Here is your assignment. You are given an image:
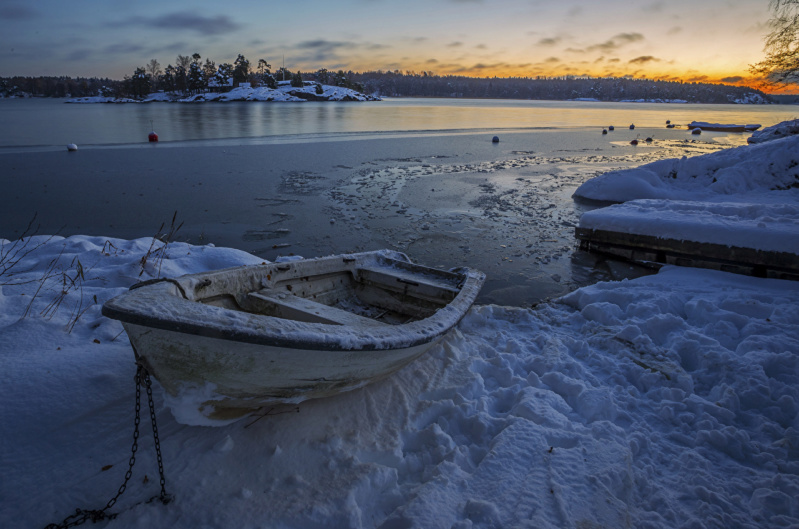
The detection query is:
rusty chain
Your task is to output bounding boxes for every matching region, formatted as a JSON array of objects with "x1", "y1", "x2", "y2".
[{"x1": 44, "y1": 365, "x2": 172, "y2": 529}]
